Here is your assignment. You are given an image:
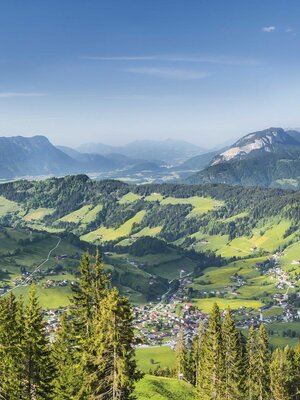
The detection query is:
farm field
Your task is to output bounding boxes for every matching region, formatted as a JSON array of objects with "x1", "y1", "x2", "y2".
[
  {"x1": 136, "y1": 346, "x2": 175, "y2": 372},
  {"x1": 267, "y1": 322, "x2": 300, "y2": 347},
  {"x1": 193, "y1": 257, "x2": 267, "y2": 289},
  {"x1": 24, "y1": 208, "x2": 55, "y2": 221},
  {"x1": 191, "y1": 233, "x2": 229, "y2": 253},
  {"x1": 144, "y1": 193, "x2": 164, "y2": 202},
  {"x1": 194, "y1": 298, "x2": 264, "y2": 313},
  {"x1": 13, "y1": 284, "x2": 73, "y2": 309},
  {"x1": 119, "y1": 192, "x2": 142, "y2": 204},
  {"x1": 279, "y1": 241, "x2": 300, "y2": 278},
  {"x1": 58, "y1": 204, "x2": 103, "y2": 225},
  {"x1": 117, "y1": 191, "x2": 223, "y2": 217},
  {"x1": 160, "y1": 195, "x2": 223, "y2": 216},
  {"x1": 221, "y1": 212, "x2": 248, "y2": 222},
  {"x1": 81, "y1": 210, "x2": 146, "y2": 242},
  {"x1": 0, "y1": 196, "x2": 20, "y2": 216},
  {"x1": 210, "y1": 219, "x2": 293, "y2": 258},
  {"x1": 134, "y1": 226, "x2": 162, "y2": 237},
  {"x1": 114, "y1": 248, "x2": 197, "y2": 280}
]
